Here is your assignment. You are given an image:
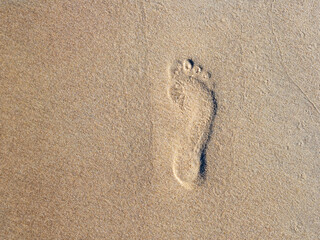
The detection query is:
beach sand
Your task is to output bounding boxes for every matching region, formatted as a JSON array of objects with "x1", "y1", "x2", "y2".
[{"x1": 1, "y1": 1, "x2": 319, "y2": 239}]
